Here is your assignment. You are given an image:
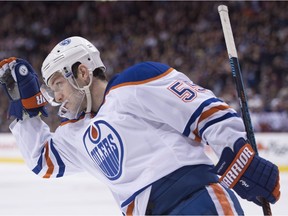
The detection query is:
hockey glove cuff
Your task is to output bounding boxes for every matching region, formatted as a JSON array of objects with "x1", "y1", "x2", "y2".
[
  {"x1": 0, "y1": 57, "x2": 48, "y2": 120},
  {"x1": 211, "y1": 138, "x2": 280, "y2": 206}
]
